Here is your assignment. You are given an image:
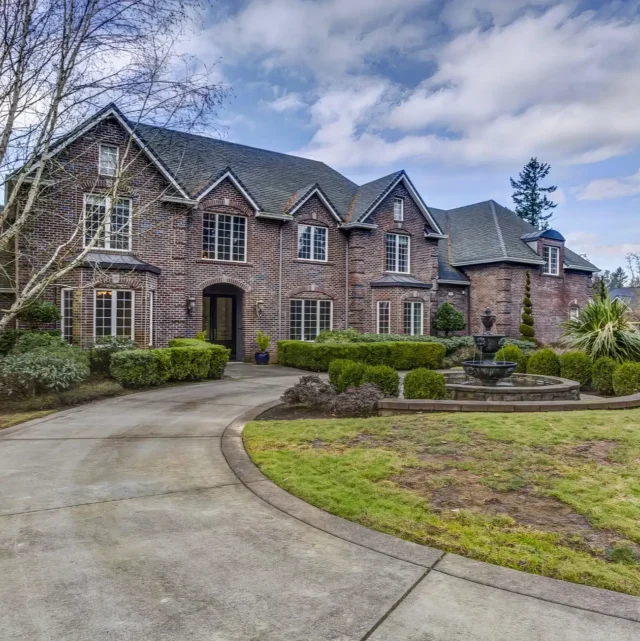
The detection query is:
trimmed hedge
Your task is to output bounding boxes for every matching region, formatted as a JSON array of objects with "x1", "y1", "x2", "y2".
[
  {"x1": 328, "y1": 359, "x2": 399, "y2": 396},
  {"x1": 495, "y1": 345, "x2": 528, "y2": 373},
  {"x1": 88, "y1": 336, "x2": 137, "y2": 375},
  {"x1": 168, "y1": 338, "x2": 230, "y2": 379},
  {"x1": 110, "y1": 349, "x2": 173, "y2": 387},
  {"x1": 592, "y1": 357, "x2": 619, "y2": 396},
  {"x1": 527, "y1": 348, "x2": 561, "y2": 377},
  {"x1": 278, "y1": 340, "x2": 446, "y2": 372},
  {"x1": 169, "y1": 347, "x2": 211, "y2": 380},
  {"x1": 559, "y1": 352, "x2": 592, "y2": 388},
  {"x1": 612, "y1": 362, "x2": 640, "y2": 397},
  {"x1": 403, "y1": 369, "x2": 447, "y2": 400},
  {"x1": 363, "y1": 365, "x2": 400, "y2": 397}
]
